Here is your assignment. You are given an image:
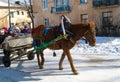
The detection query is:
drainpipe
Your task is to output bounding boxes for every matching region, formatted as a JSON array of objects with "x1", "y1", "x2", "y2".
[
  {"x1": 8, "y1": 0, "x2": 11, "y2": 28},
  {"x1": 29, "y1": 0, "x2": 34, "y2": 28}
]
